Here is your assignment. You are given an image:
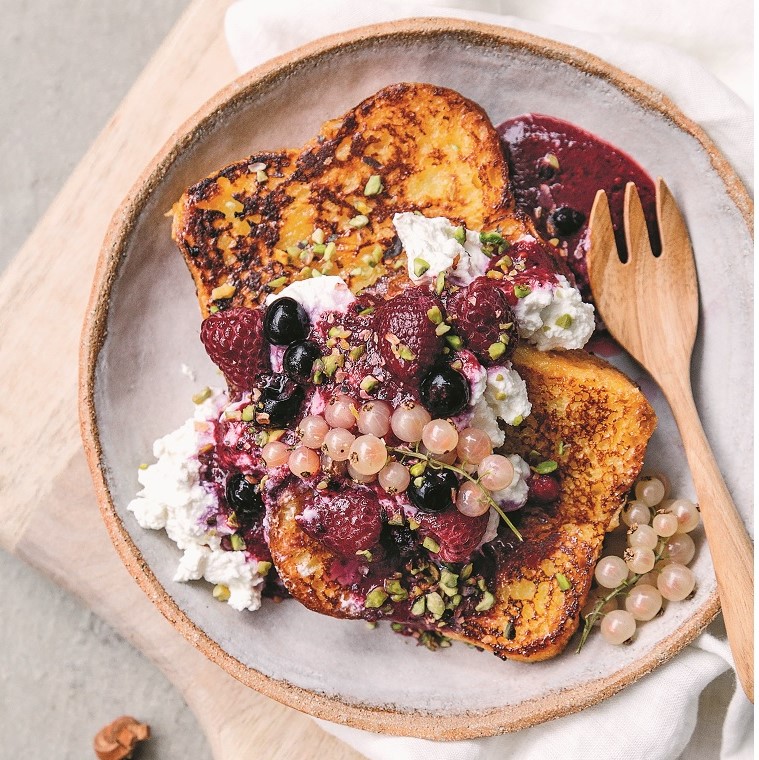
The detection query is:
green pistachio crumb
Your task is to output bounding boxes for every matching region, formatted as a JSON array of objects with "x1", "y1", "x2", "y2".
[
  {"x1": 556, "y1": 573, "x2": 571, "y2": 591},
  {"x1": 545, "y1": 153, "x2": 560, "y2": 170},
  {"x1": 435, "y1": 322, "x2": 451, "y2": 336},
  {"x1": 445, "y1": 334, "x2": 463, "y2": 350},
  {"x1": 422, "y1": 536, "x2": 440, "y2": 554},
  {"x1": 427, "y1": 305, "x2": 443, "y2": 324},
  {"x1": 426, "y1": 591, "x2": 445, "y2": 619},
  {"x1": 435, "y1": 271, "x2": 446, "y2": 295},
  {"x1": 555, "y1": 313, "x2": 574, "y2": 329},
  {"x1": 487, "y1": 342, "x2": 507, "y2": 361},
  {"x1": 349, "y1": 214, "x2": 369, "y2": 228},
  {"x1": 138, "y1": 463, "x2": 149, "y2": 470},
  {"x1": 286, "y1": 246, "x2": 301, "y2": 257},
  {"x1": 364, "y1": 587, "x2": 388, "y2": 608},
  {"x1": 355, "y1": 549, "x2": 373, "y2": 562},
  {"x1": 241, "y1": 404, "x2": 255, "y2": 422},
  {"x1": 453, "y1": 225, "x2": 466, "y2": 245},
  {"x1": 212, "y1": 584, "x2": 230, "y2": 602},
  {"x1": 192, "y1": 387, "x2": 212, "y2": 405},
  {"x1": 409, "y1": 463, "x2": 426, "y2": 478},
  {"x1": 311, "y1": 228, "x2": 325, "y2": 244},
  {"x1": 535, "y1": 460, "x2": 558, "y2": 474},
  {"x1": 479, "y1": 231, "x2": 505, "y2": 246},
  {"x1": 408, "y1": 518, "x2": 420, "y2": 530},
  {"x1": 477, "y1": 577, "x2": 488, "y2": 592},
  {"x1": 411, "y1": 597, "x2": 426, "y2": 616},
  {"x1": 208, "y1": 304, "x2": 219, "y2": 314},
  {"x1": 256, "y1": 170, "x2": 268, "y2": 183},
  {"x1": 397, "y1": 345, "x2": 416, "y2": 361},
  {"x1": 365, "y1": 621, "x2": 377, "y2": 630},
  {"x1": 268, "y1": 276, "x2": 287, "y2": 289},
  {"x1": 387, "y1": 513, "x2": 404, "y2": 526},
  {"x1": 359, "y1": 375, "x2": 379, "y2": 393},
  {"x1": 460, "y1": 563, "x2": 473, "y2": 580},
  {"x1": 312, "y1": 243, "x2": 327, "y2": 255},
  {"x1": 364, "y1": 174, "x2": 383, "y2": 196},
  {"x1": 385, "y1": 579, "x2": 405, "y2": 595},
  {"x1": 358, "y1": 306, "x2": 375, "y2": 317},
  {"x1": 440, "y1": 569, "x2": 459, "y2": 589},
  {"x1": 312, "y1": 369, "x2": 324, "y2": 385},
  {"x1": 413, "y1": 257, "x2": 430, "y2": 277},
  {"x1": 349, "y1": 345, "x2": 365, "y2": 361},
  {"x1": 391, "y1": 622, "x2": 404, "y2": 633},
  {"x1": 230, "y1": 534, "x2": 246, "y2": 551},
  {"x1": 475, "y1": 591, "x2": 495, "y2": 612},
  {"x1": 514, "y1": 284, "x2": 532, "y2": 298},
  {"x1": 257, "y1": 561, "x2": 272, "y2": 576},
  {"x1": 512, "y1": 415, "x2": 524, "y2": 426},
  {"x1": 323, "y1": 241, "x2": 336, "y2": 260}
]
